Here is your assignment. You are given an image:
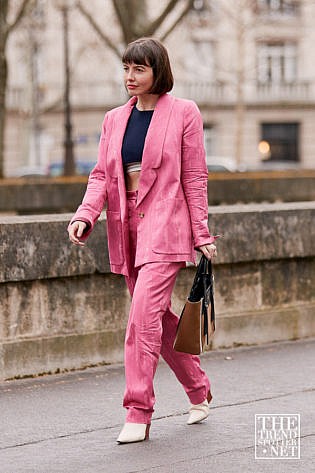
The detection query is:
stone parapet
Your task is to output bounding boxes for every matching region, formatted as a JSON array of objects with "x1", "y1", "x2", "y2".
[
  {"x1": 207, "y1": 170, "x2": 315, "y2": 205},
  {"x1": 0, "y1": 202, "x2": 314, "y2": 379},
  {"x1": 1, "y1": 171, "x2": 315, "y2": 214}
]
